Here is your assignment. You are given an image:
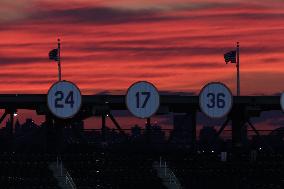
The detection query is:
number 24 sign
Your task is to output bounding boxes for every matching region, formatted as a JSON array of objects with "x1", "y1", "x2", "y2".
[{"x1": 47, "y1": 81, "x2": 82, "y2": 119}]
